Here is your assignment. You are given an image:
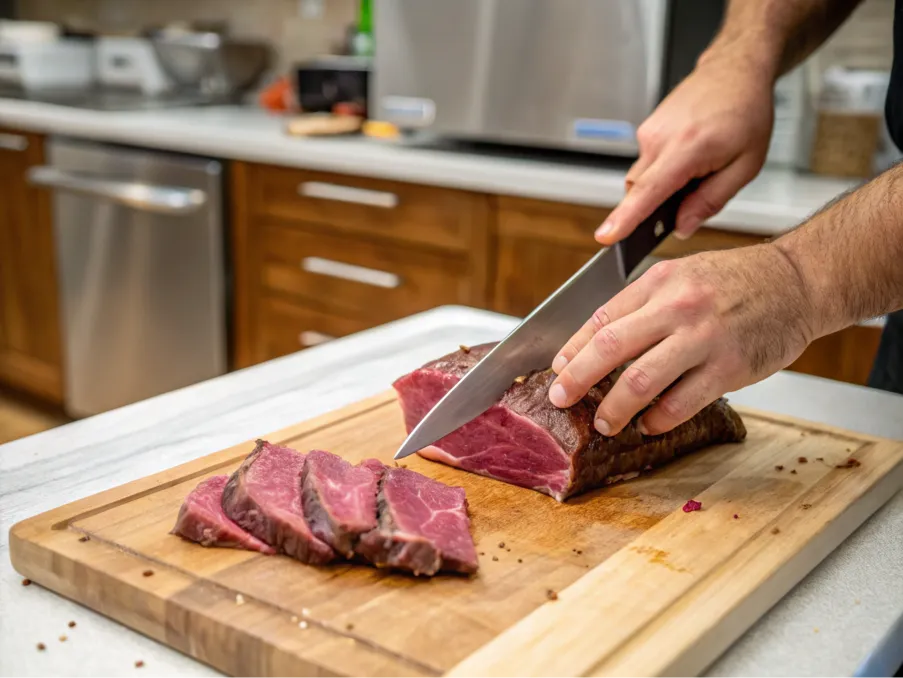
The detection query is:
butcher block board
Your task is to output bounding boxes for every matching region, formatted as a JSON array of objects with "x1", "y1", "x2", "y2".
[{"x1": 9, "y1": 391, "x2": 903, "y2": 677}]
